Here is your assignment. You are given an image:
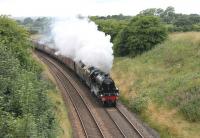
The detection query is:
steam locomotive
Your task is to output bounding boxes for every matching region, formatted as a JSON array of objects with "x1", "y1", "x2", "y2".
[{"x1": 34, "y1": 42, "x2": 119, "y2": 106}]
